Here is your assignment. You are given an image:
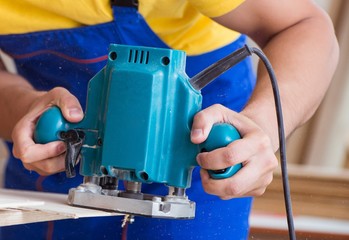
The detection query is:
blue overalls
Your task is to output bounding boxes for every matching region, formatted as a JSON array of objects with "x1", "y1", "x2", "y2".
[{"x1": 0, "y1": 4, "x2": 255, "y2": 240}]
